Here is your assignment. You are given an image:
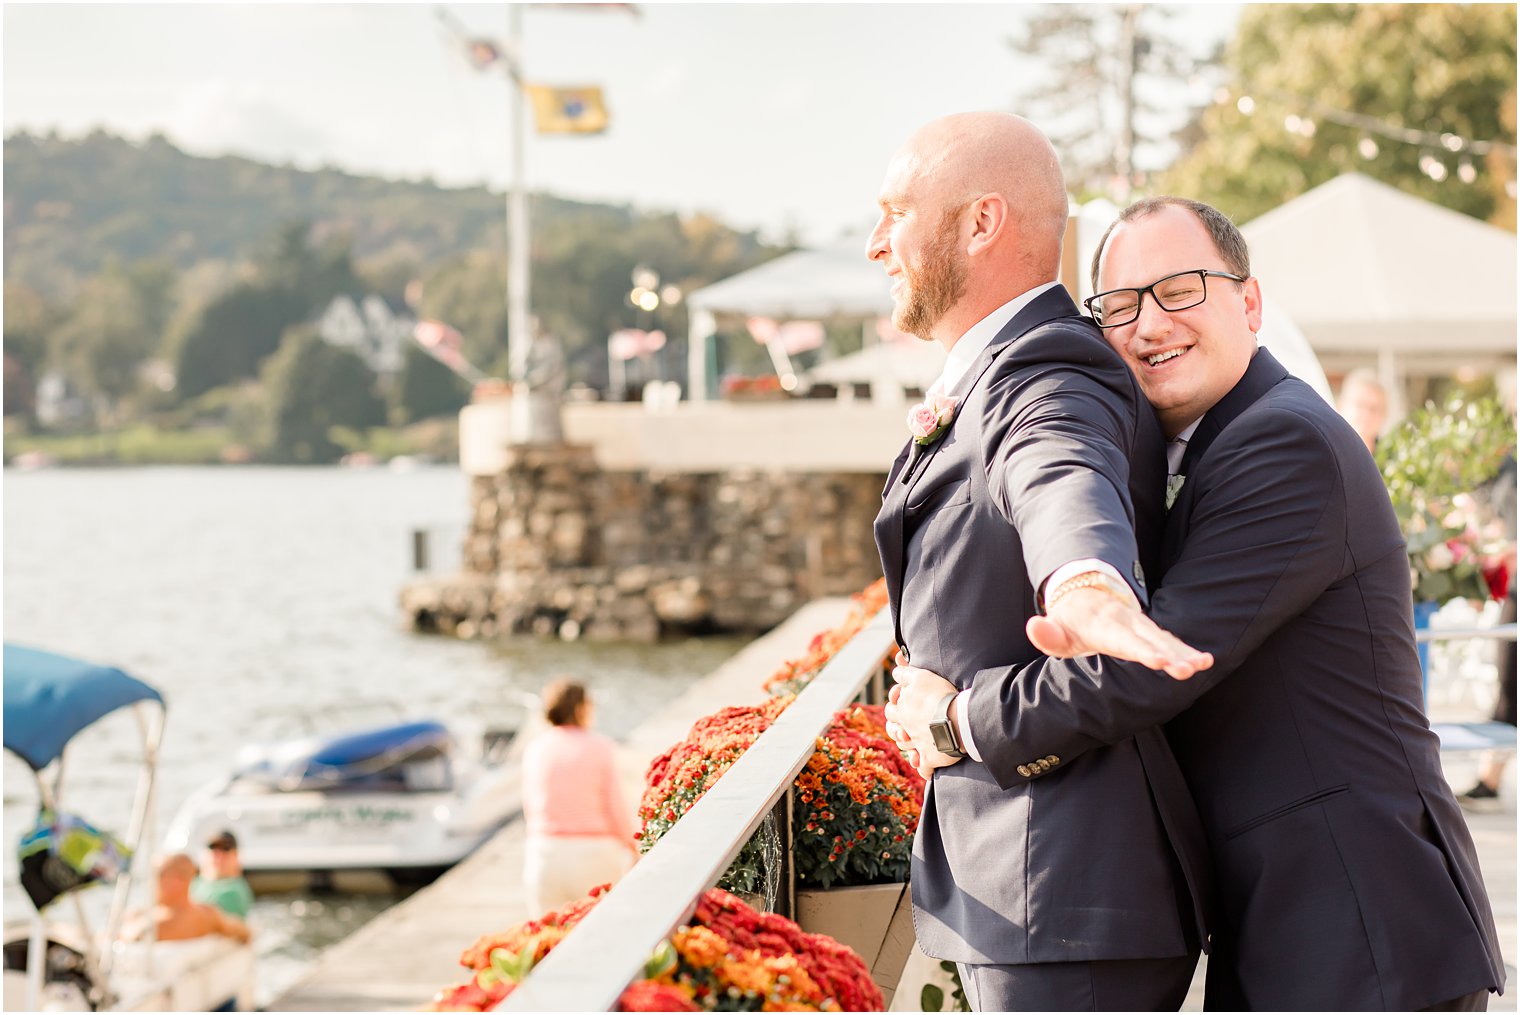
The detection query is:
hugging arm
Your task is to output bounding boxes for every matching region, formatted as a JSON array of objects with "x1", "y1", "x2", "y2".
[{"x1": 968, "y1": 409, "x2": 1349, "y2": 789}]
